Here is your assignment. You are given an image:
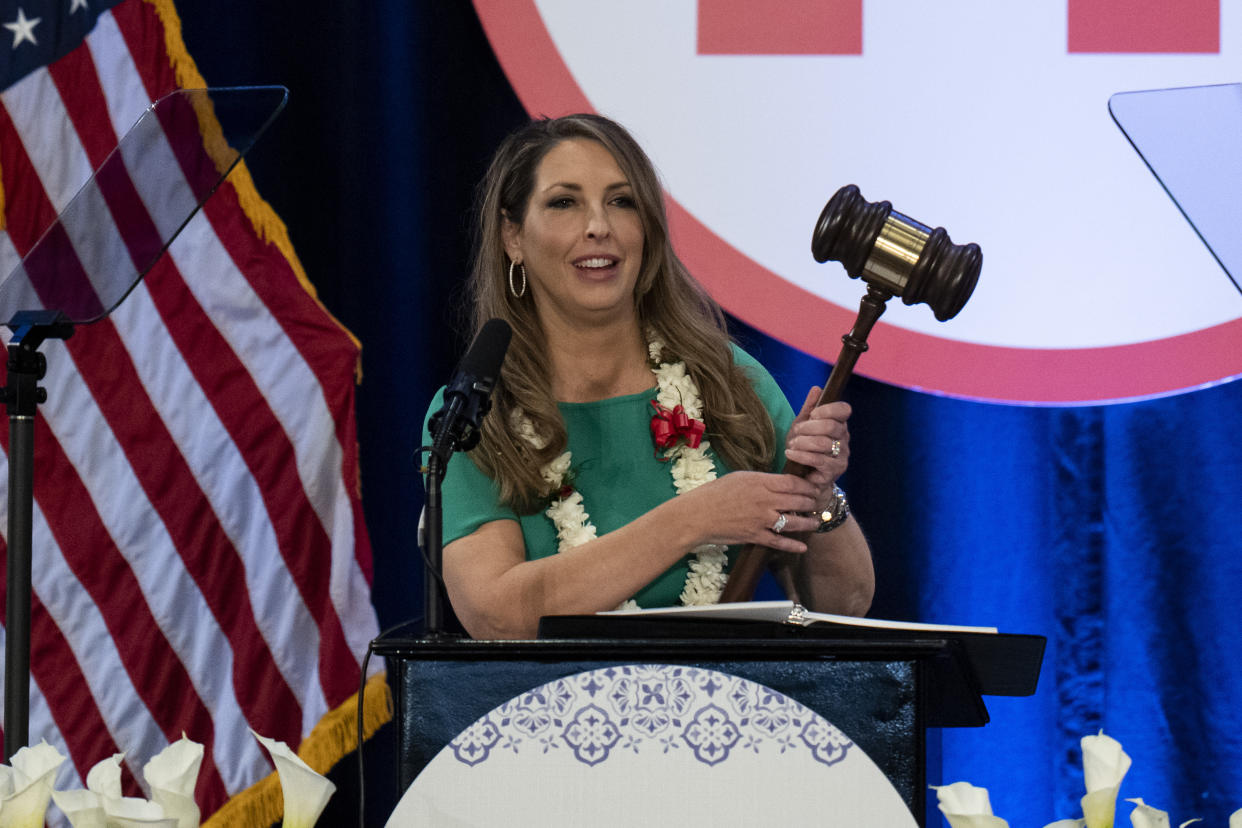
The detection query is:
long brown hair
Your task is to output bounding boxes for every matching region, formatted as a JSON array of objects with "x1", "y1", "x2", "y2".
[{"x1": 467, "y1": 114, "x2": 776, "y2": 512}]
